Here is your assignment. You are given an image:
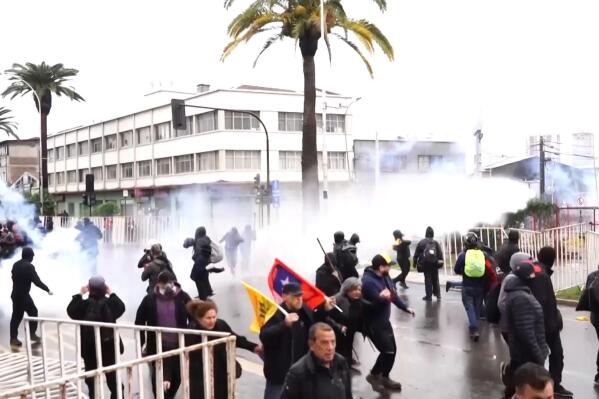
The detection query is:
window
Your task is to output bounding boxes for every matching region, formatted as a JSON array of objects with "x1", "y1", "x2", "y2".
[
  {"x1": 316, "y1": 114, "x2": 346, "y2": 133},
  {"x1": 136, "y1": 126, "x2": 151, "y2": 145},
  {"x1": 105, "y1": 165, "x2": 117, "y2": 180},
  {"x1": 56, "y1": 147, "x2": 65, "y2": 160},
  {"x1": 225, "y1": 111, "x2": 260, "y2": 130},
  {"x1": 137, "y1": 160, "x2": 152, "y2": 177},
  {"x1": 66, "y1": 144, "x2": 76, "y2": 158},
  {"x1": 279, "y1": 151, "x2": 302, "y2": 170},
  {"x1": 91, "y1": 138, "x2": 102, "y2": 153},
  {"x1": 56, "y1": 172, "x2": 65, "y2": 185},
  {"x1": 120, "y1": 131, "x2": 133, "y2": 148},
  {"x1": 175, "y1": 155, "x2": 193, "y2": 174},
  {"x1": 78, "y1": 141, "x2": 89, "y2": 156},
  {"x1": 225, "y1": 150, "x2": 260, "y2": 169},
  {"x1": 196, "y1": 111, "x2": 218, "y2": 133},
  {"x1": 121, "y1": 163, "x2": 134, "y2": 179},
  {"x1": 278, "y1": 112, "x2": 303, "y2": 132},
  {"x1": 67, "y1": 170, "x2": 77, "y2": 183},
  {"x1": 380, "y1": 154, "x2": 407, "y2": 173},
  {"x1": 48, "y1": 149, "x2": 54, "y2": 162},
  {"x1": 197, "y1": 151, "x2": 219, "y2": 171},
  {"x1": 104, "y1": 134, "x2": 117, "y2": 150},
  {"x1": 78, "y1": 169, "x2": 90, "y2": 183},
  {"x1": 154, "y1": 122, "x2": 171, "y2": 141},
  {"x1": 327, "y1": 152, "x2": 346, "y2": 170},
  {"x1": 175, "y1": 117, "x2": 193, "y2": 137},
  {"x1": 417, "y1": 155, "x2": 443, "y2": 172},
  {"x1": 155, "y1": 158, "x2": 172, "y2": 176},
  {"x1": 48, "y1": 173, "x2": 54, "y2": 186},
  {"x1": 92, "y1": 166, "x2": 103, "y2": 180}
]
